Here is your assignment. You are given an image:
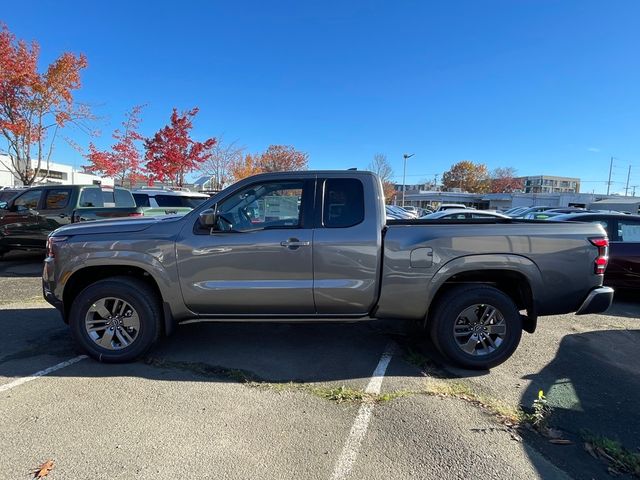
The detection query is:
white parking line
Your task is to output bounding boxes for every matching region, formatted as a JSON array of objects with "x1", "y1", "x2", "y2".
[
  {"x1": 0, "y1": 355, "x2": 88, "y2": 394},
  {"x1": 329, "y1": 342, "x2": 396, "y2": 480}
]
